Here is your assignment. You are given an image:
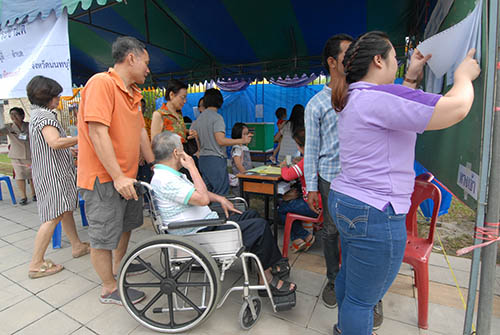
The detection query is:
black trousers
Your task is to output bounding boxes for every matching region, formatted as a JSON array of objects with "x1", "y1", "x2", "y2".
[{"x1": 203, "y1": 209, "x2": 282, "y2": 269}]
